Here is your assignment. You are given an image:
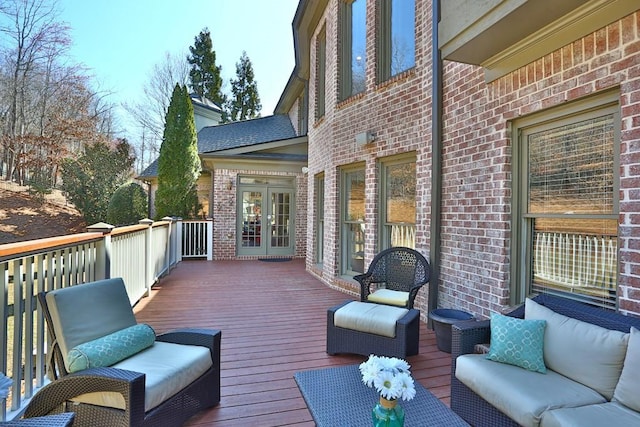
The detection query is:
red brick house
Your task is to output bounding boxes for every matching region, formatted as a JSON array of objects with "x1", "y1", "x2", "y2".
[{"x1": 273, "y1": 0, "x2": 640, "y2": 319}]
